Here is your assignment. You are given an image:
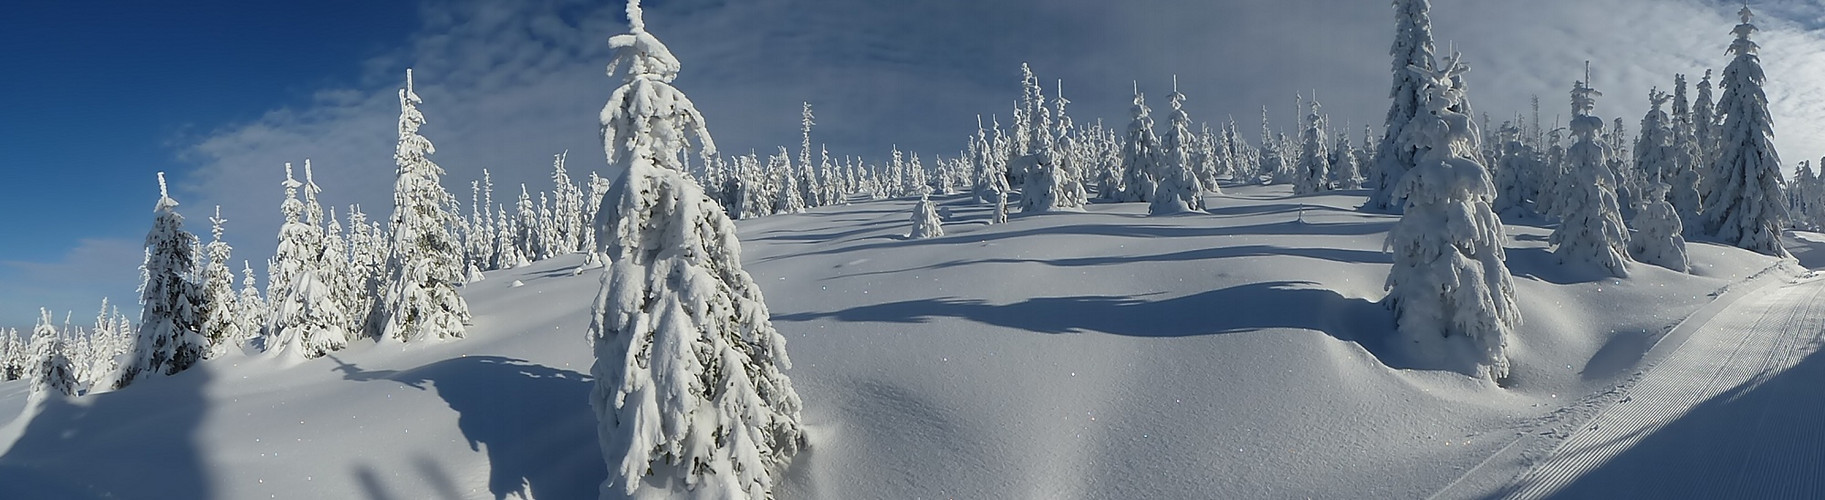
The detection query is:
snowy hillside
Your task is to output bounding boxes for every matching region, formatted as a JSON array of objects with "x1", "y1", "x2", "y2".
[{"x1": 0, "y1": 184, "x2": 1802, "y2": 499}]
